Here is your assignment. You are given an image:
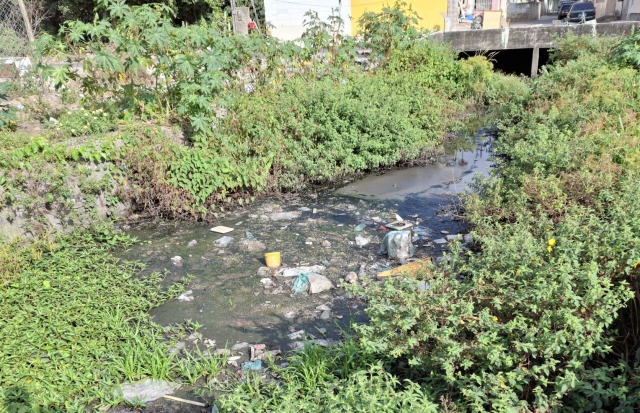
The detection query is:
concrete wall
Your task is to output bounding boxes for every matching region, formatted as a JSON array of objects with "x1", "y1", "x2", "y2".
[
  {"x1": 430, "y1": 20, "x2": 640, "y2": 50},
  {"x1": 264, "y1": 0, "x2": 351, "y2": 41},
  {"x1": 506, "y1": 2, "x2": 541, "y2": 22}
]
